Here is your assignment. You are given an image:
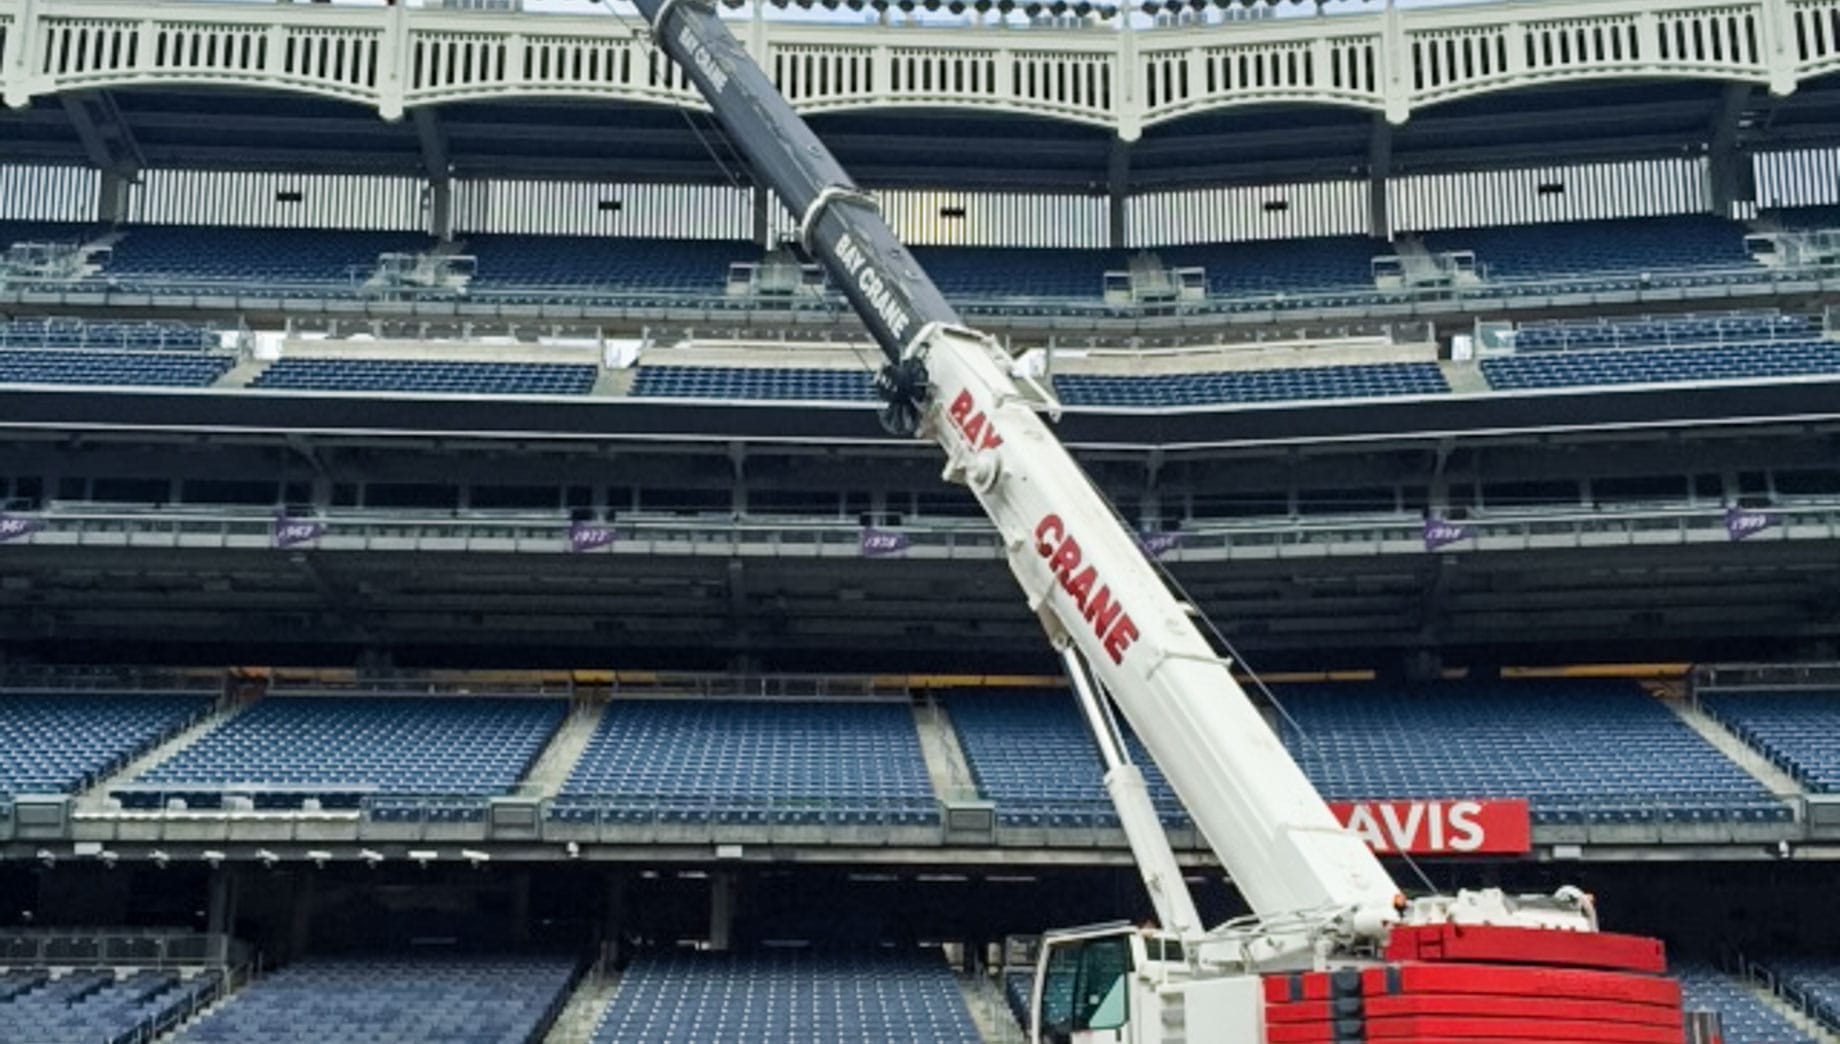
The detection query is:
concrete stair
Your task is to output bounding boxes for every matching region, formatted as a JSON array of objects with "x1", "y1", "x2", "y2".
[
  {"x1": 541, "y1": 968, "x2": 623, "y2": 1044},
  {"x1": 79, "y1": 702, "x2": 249, "y2": 811},
  {"x1": 213, "y1": 357, "x2": 273, "y2": 388},
  {"x1": 914, "y1": 699, "x2": 979, "y2": 803},
  {"x1": 523, "y1": 701, "x2": 606, "y2": 798},
  {"x1": 958, "y1": 972, "x2": 1025, "y2": 1044},
  {"x1": 591, "y1": 366, "x2": 634, "y2": 397},
  {"x1": 1745, "y1": 975, "x2": 1840, "y2": 1044},
  {"x1": 1439, "y1": 359, "x2": 1493, "y2": 394},
  {"x1": 1665, "y1": 696, "x2": 1807, "y2": 801}
]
